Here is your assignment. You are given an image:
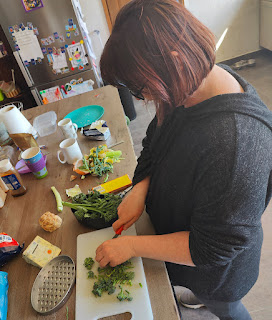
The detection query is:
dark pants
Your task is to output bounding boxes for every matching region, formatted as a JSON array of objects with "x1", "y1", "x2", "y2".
[{"x1": 195, "y1": 295, "x2": 252, "y2": 320}]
